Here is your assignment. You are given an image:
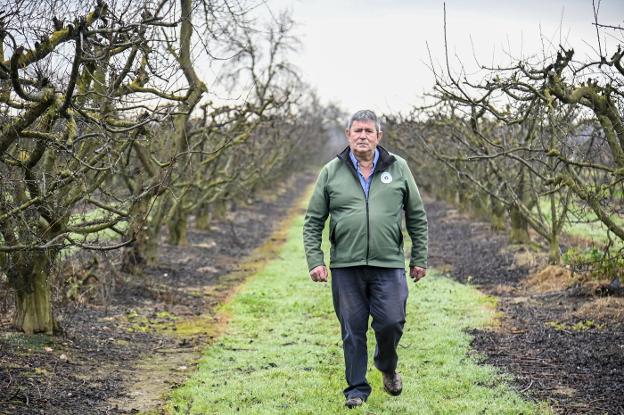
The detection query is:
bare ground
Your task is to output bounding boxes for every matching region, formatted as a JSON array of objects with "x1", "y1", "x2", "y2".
[{"x1": 426, "y1": 196, "x2": 624, "y2": 415}]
